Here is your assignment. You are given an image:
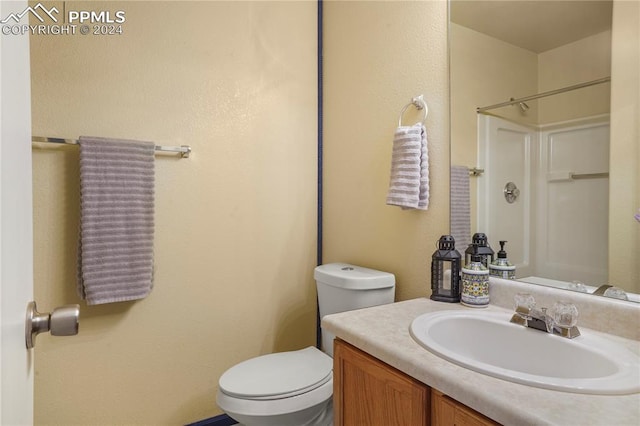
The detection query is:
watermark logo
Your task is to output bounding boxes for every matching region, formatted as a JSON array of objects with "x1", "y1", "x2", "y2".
[
  {"x1": 1, "y1": 2, "x2": 126, "y2": 36},
  {"x1": 0, "y1": 3, "x2": 59, "y2": 24},
  {"x1": 68, "y1": 10, "x2": 125, "y2": 24}
]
